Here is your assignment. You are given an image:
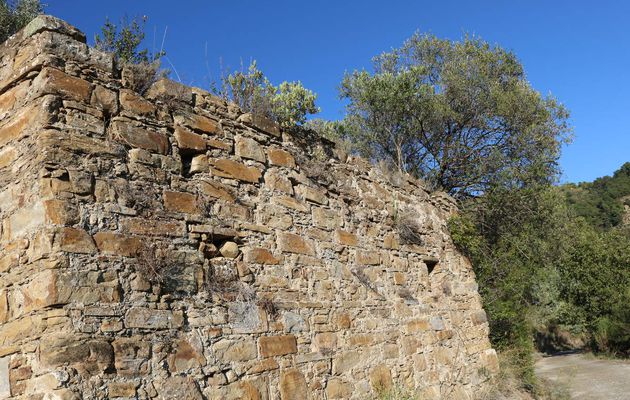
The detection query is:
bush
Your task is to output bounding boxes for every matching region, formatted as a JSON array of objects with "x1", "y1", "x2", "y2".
[
  {"x1": 593, "y1": 290, "x2": 630, "y2": 356},
  {"x1": 218, "y1": 60, "x2": 319, "y2": 127},
  {"x1": 474, "y1": 349, "x2": 570, "y2": 400},
  {"x1": 95, "y1": 15, "x2": 166, "y2": 94},
  {"x1": 0, "y1": 0, "x2": 43, "y2": 43}
]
